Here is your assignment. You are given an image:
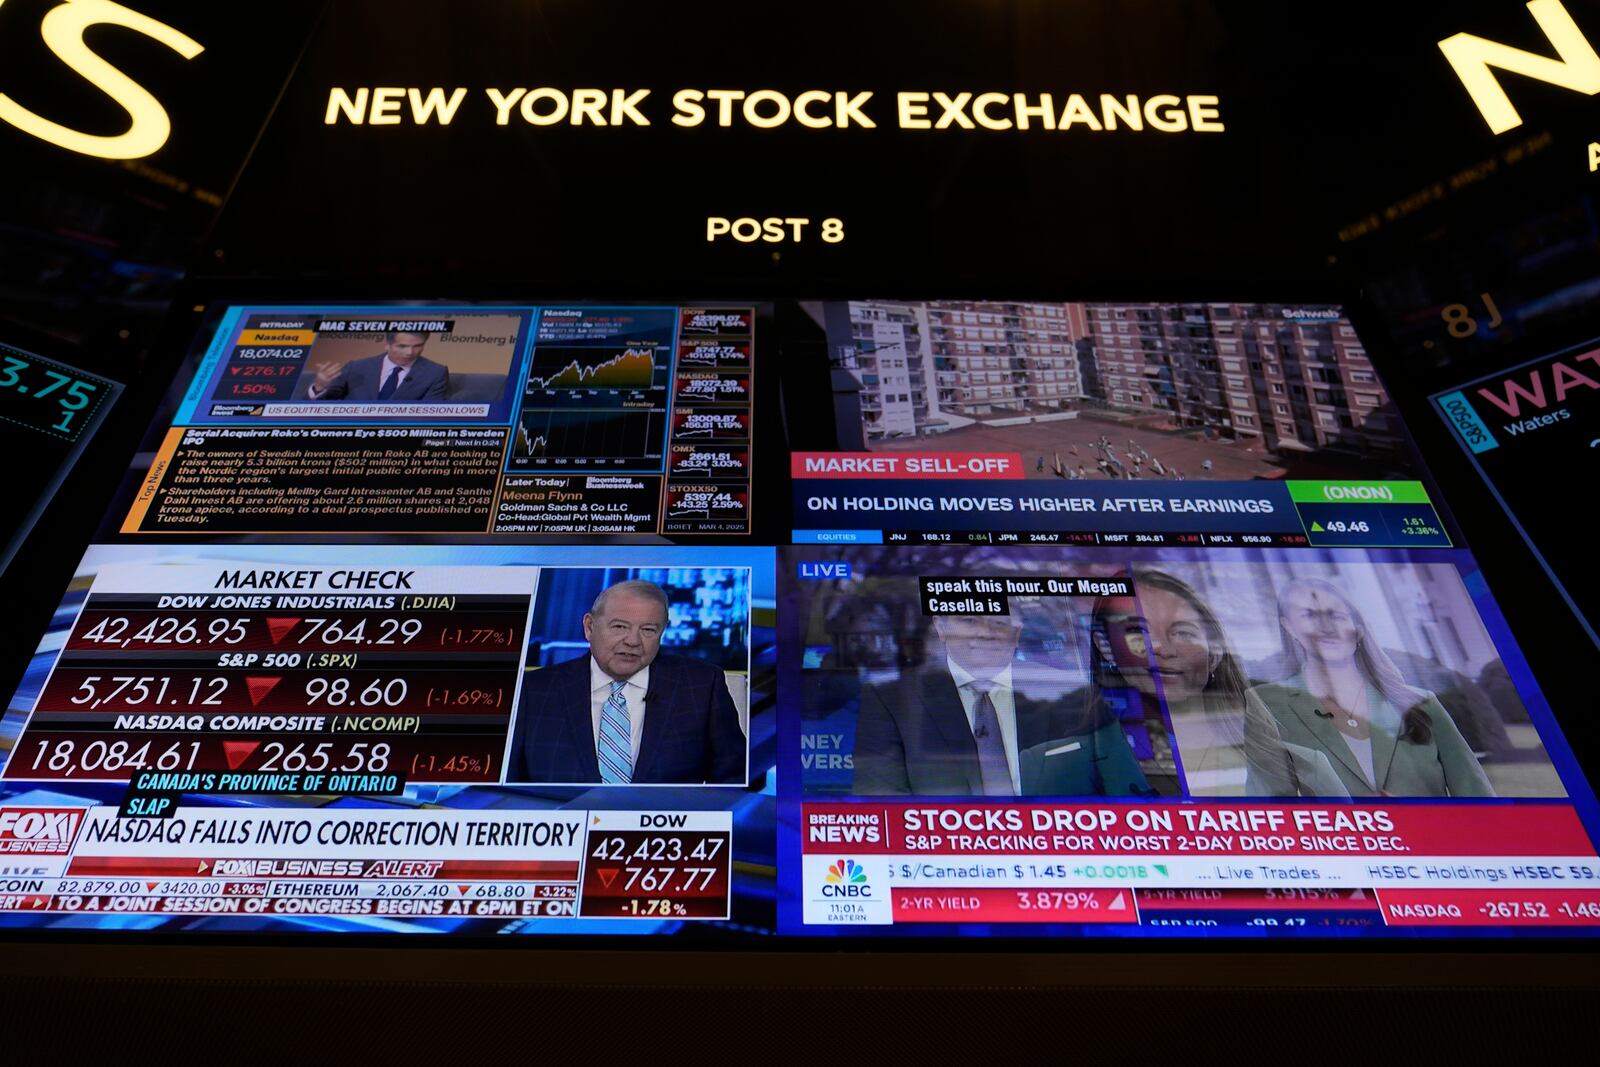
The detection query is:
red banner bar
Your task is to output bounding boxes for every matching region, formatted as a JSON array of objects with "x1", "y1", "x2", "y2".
[
  {"x1": 802, "y1": 803, "x2": 1599, "y2": 857},
  {"x1": 792, "y1": 451, "x2": 1024, "y2": 479}
]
